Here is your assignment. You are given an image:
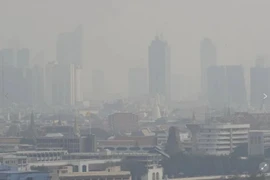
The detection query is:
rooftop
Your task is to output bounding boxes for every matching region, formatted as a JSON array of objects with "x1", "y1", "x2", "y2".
[{"x1": 59, "y1": 171, "x2": 130, "y2": 177}]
